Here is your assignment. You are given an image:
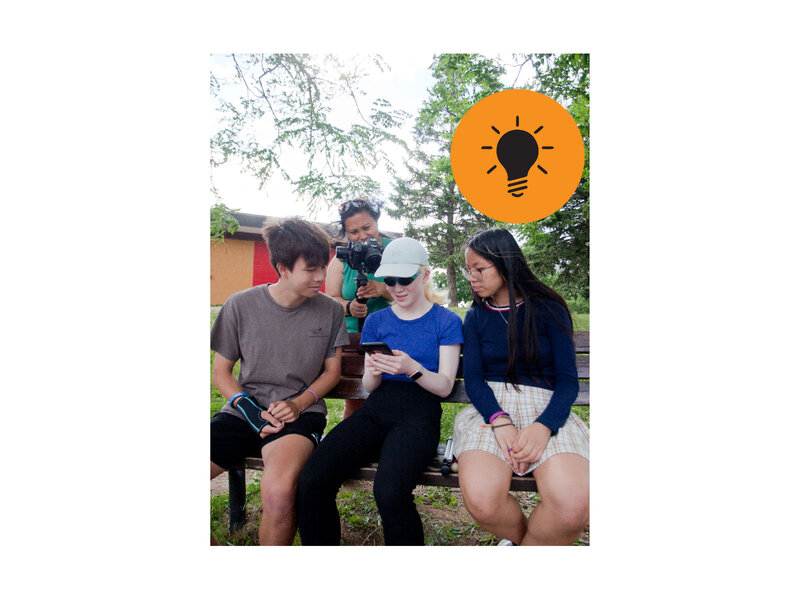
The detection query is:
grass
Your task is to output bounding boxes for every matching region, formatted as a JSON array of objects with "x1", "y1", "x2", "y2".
[
  {"x1": 210, "y1": 479, "x2": 263, "y2": 546},
  {"x1": 210, "y1": 305, "x2": 590, "y2": 545},
  {"x1": 573, "y1": 312, "x2": 589, "y2": 330},
  {"x1": 211, "y1": 477, "x2": 589, "y2": 546}
]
